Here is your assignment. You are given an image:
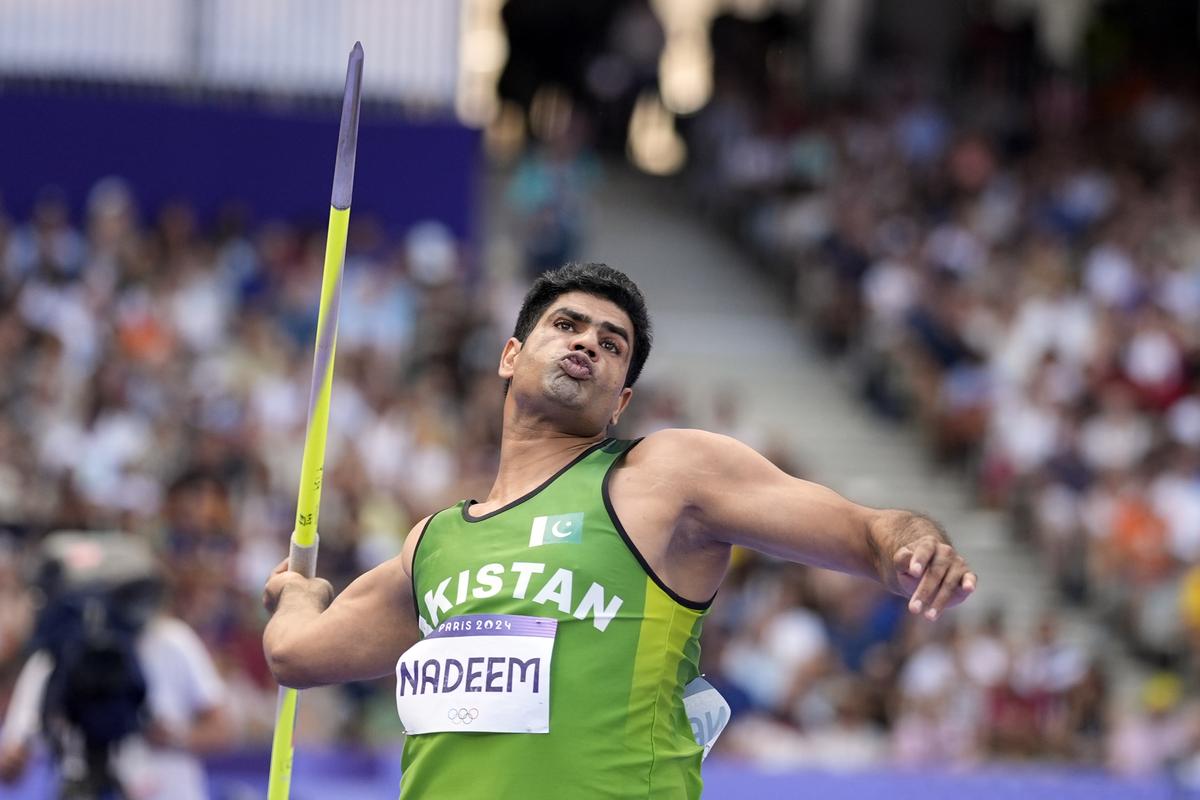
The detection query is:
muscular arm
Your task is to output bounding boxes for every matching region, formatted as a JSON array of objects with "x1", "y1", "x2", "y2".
[
  {"x1": 262, "y1": 519, "x2": 426, "y2": 689},
  {"x1": 651, "y1": 429, "x2": 976, "y2": 620}
]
